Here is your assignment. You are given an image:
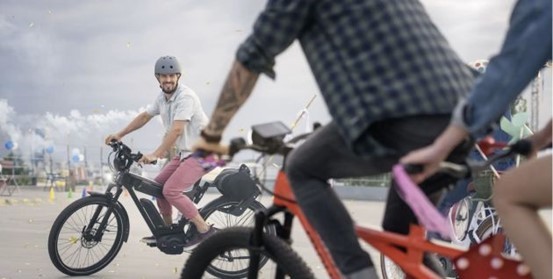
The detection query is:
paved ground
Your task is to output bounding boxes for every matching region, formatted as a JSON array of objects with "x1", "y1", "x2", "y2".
[{"x1": 0, "y1": 186, "x2": 550, "y2": 279}]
